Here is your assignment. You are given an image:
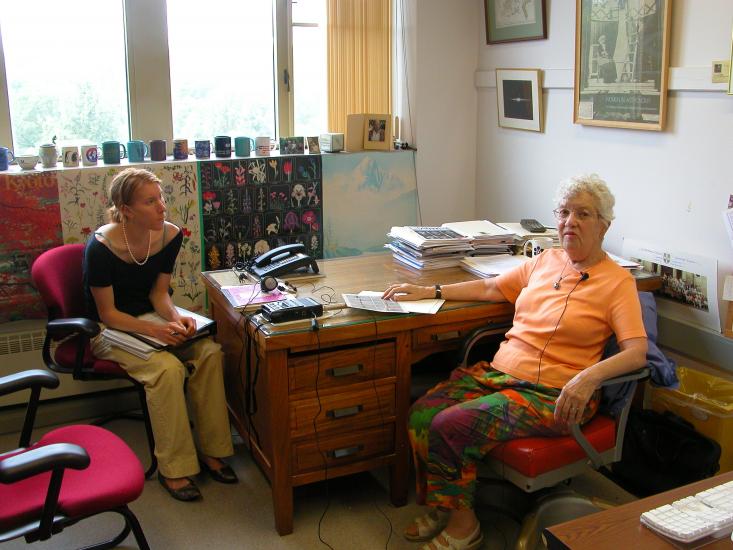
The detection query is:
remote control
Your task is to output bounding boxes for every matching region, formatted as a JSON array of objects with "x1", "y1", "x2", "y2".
[{"x1": 520, "y1": 218, "x2": 546, "y2": 233}]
